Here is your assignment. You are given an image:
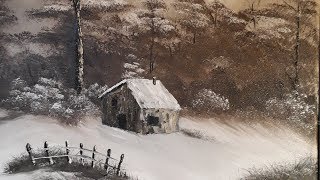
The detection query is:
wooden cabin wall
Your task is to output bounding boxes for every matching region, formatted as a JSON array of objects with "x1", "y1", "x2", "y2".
[
  {"x1": 141, "y1": 109, "x2": 180, "y2": 134},
  {"x1": 101, "y1": 84, "x2": 141, "y2": 132}
]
